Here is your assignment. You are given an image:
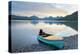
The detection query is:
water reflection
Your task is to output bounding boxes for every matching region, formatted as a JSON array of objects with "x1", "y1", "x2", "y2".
[
  {"x1": 12, "y1": 20, "x2": 77, "y2": 37},
  {"x1": 11, "y1": 20, "x2": 78, "y2": 51}
]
